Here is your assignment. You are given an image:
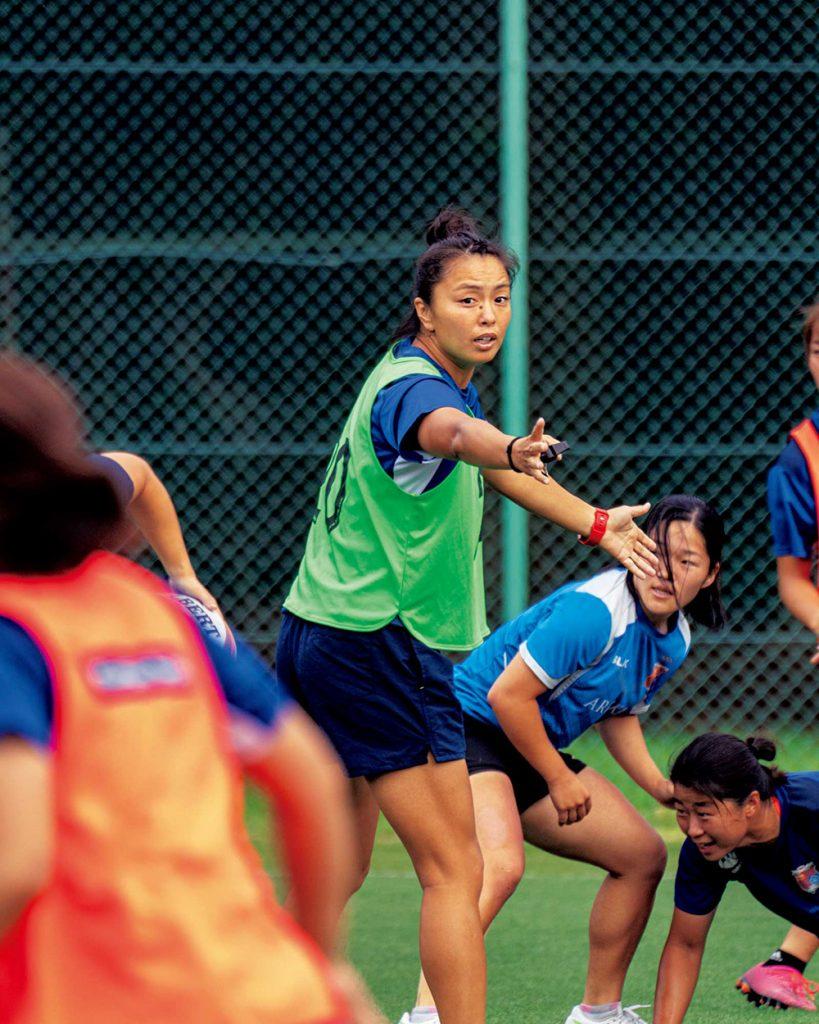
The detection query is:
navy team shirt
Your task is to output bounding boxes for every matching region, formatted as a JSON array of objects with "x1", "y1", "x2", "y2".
[
  {"x1": 675, "y1": 773, "x2": 819, "y2": 936},
  {"x1": 767, "y1": 410, "x2": 819, "y2": 558},
  {"x1": 370, "y1": 338, "x2": 485, "y2": 494},
  {"x1": 453, "y1": 567, "x2": 691, "y2": 749},
  {"x1": 0, "y1": 611, "x2": 288, "y2": 747}
]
